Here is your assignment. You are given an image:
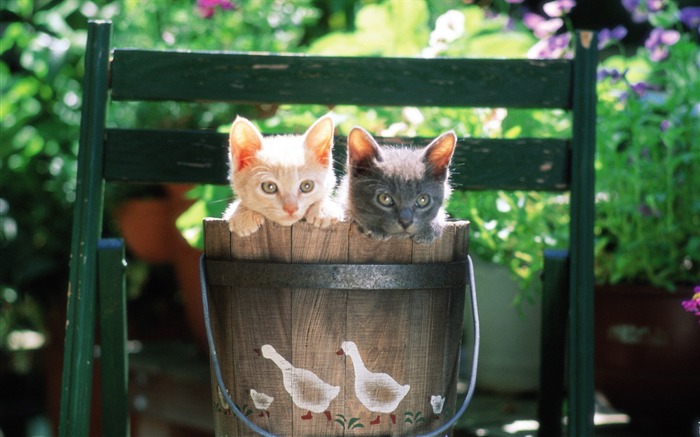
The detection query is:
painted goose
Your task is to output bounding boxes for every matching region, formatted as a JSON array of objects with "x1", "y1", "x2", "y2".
[
  {"x1": 261, "y1": 344, "x2": 339, "y2": 420},
  {"x1": 339, "y1": 340, "x2": 410, "y2": 425}
]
